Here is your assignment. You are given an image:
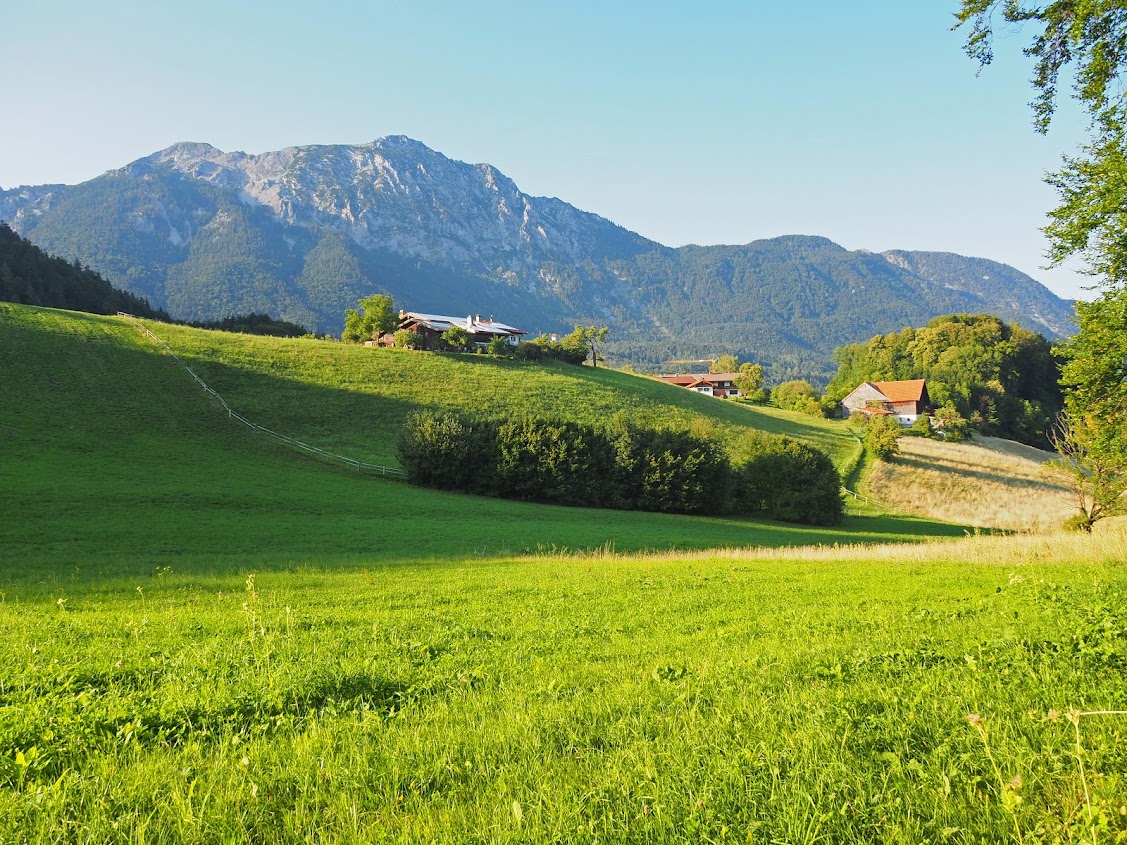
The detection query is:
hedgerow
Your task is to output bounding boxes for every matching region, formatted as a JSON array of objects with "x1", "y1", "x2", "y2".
[{"x1": 398, "y1": 411, "x2": 842, "y2": 523}]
